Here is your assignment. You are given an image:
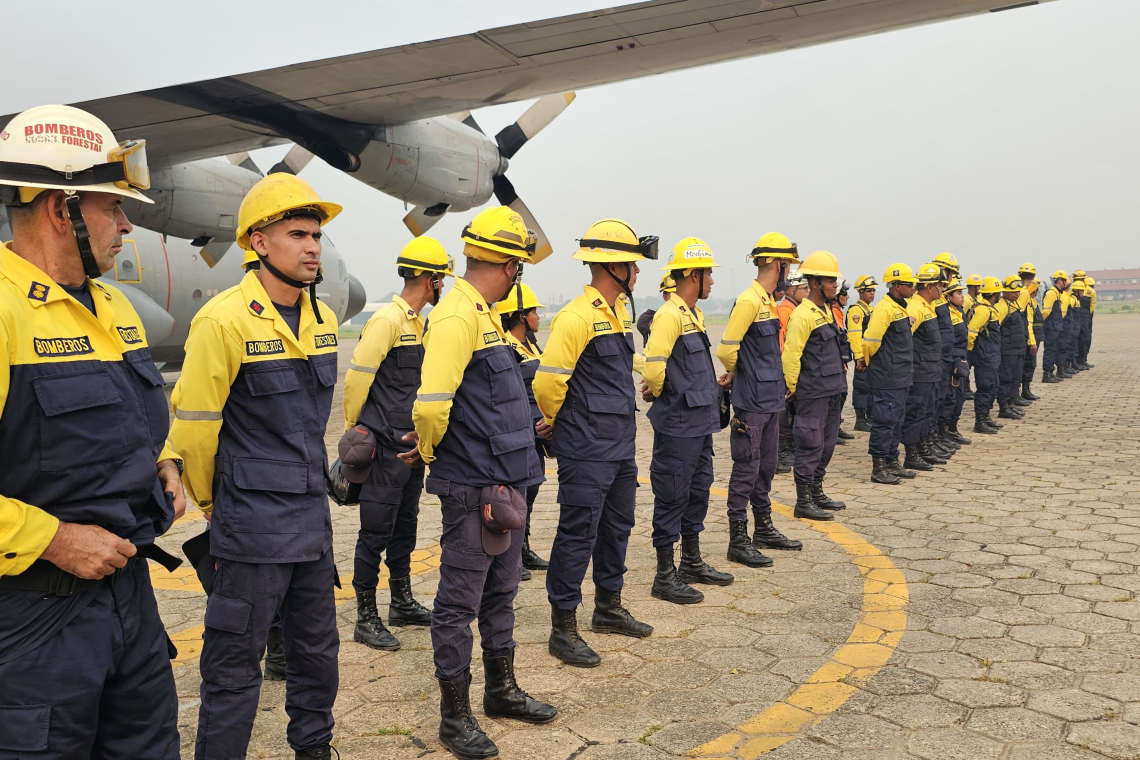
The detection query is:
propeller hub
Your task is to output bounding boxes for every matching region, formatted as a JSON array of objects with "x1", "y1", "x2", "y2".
[{"x1": 496, "y1": 154, "x2": 510, "y2": 176}]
